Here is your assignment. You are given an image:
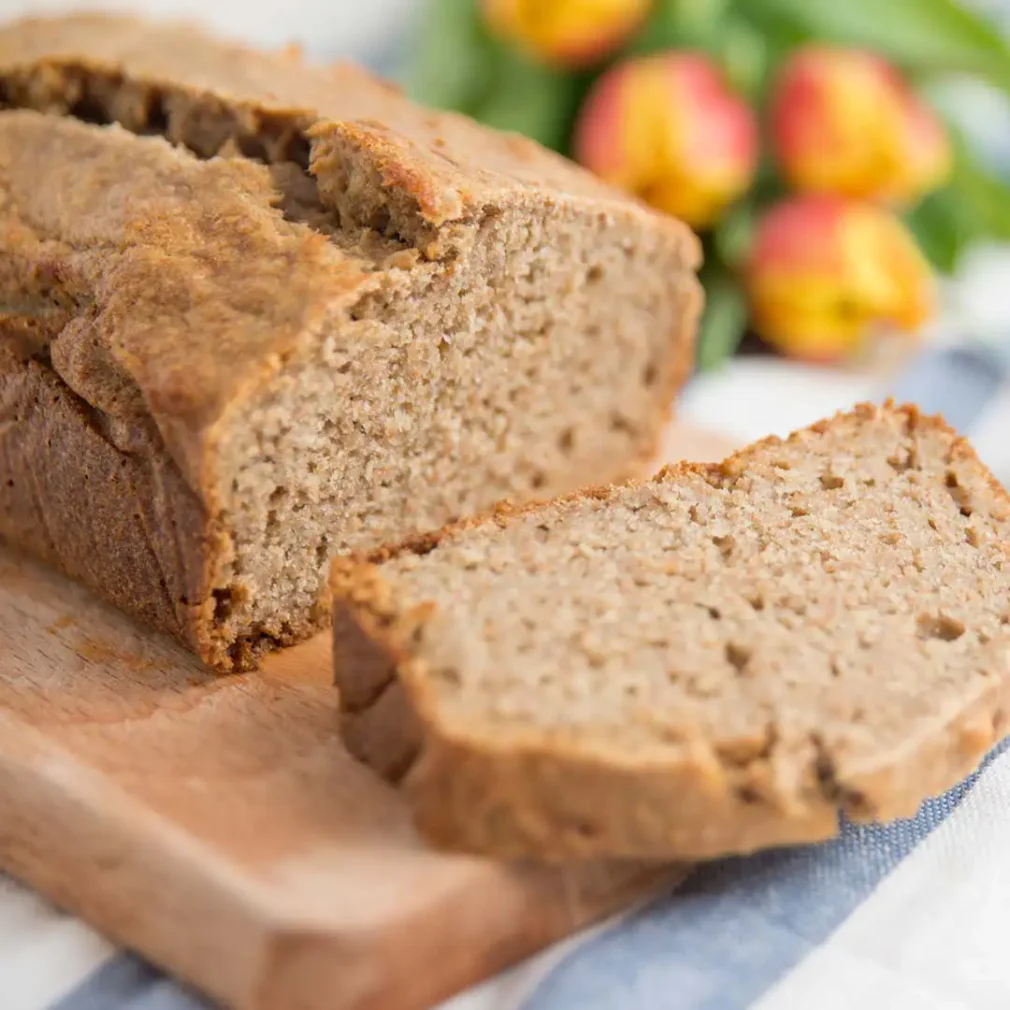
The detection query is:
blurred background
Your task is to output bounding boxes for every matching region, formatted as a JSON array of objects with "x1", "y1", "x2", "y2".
[{"x1": 3, "y1": 0, "x2": 1010, "y2": 443}]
